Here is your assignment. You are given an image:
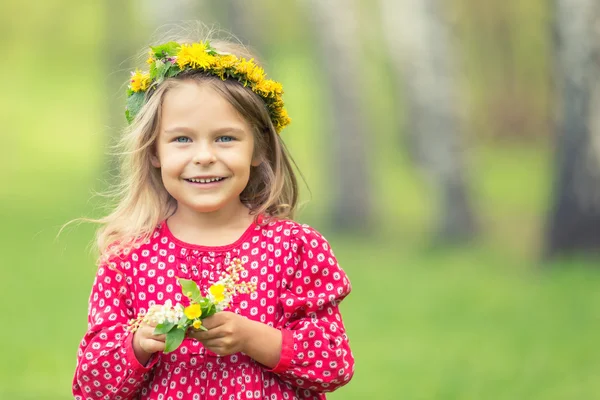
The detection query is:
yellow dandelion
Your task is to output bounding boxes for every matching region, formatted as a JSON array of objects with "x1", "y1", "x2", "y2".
[
  {"x1": 214, "y1": 54, "x2": 238, "y2": 70},
  {"x1": 246, "y1": 65, "x2": 265, "y2": 84},
  {"x1": 184, "y1": 304, "x2": 202, "y2": 320},
  {"x1": 212, "y1": 54, "x2": 239, "y2": 79},
  {"x1": 235, "y1": 58, "x2": 262, "y2": 84},
  {"x1": 275, "y1": 108, "x2": 291, "y2": 132},
  {"x1": 254, "y1": 79, "x2": 283, "y2": 97},
  {"x1": 130, "y1": 69, "x2": 150, "y2": 92},
  {"x1": 192, "y1": 320, "x2": 202, "y2": 329},
  {"x1": 209, "y1": 284, "x2": 226, "y2": 303},
  {"x1": 146, "y1": 49, "x2": 154, "y2": 65},
  {"x1": 177, "y1": 43, "x2": 215, "y2": 70}
]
